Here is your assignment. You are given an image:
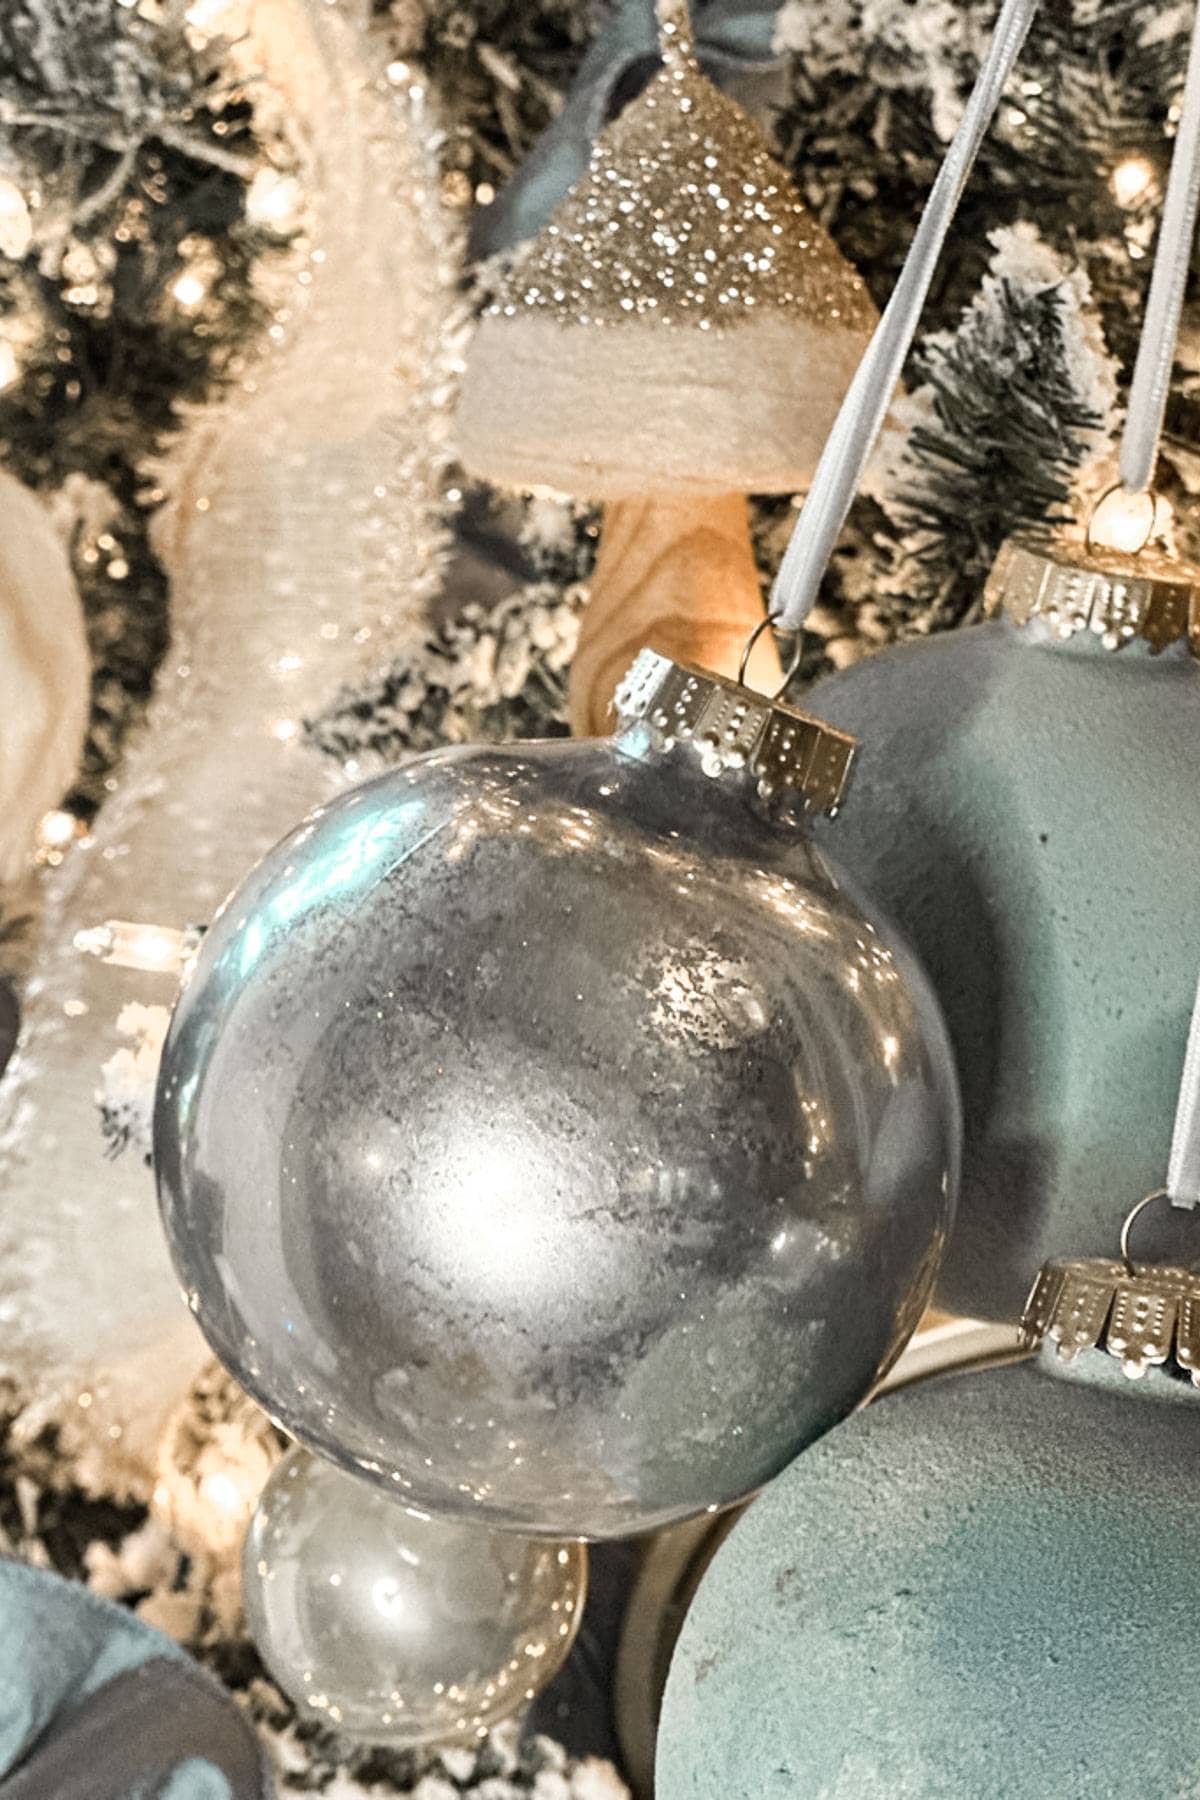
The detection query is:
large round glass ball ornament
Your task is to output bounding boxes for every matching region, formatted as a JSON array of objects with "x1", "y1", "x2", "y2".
[
  {"x1": 242, "y1": 1447, "x2": 586, "y2": 1747},
  {"x1": 658, "y1": 1257, "x2": 1200, "y2": 1799},
  {"x1": 155, "y1": 651, "x2": 959, "y2": 1538},
  {"x1": 806, "y1": 535, "x2": 1200, "y2": 1319}
]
